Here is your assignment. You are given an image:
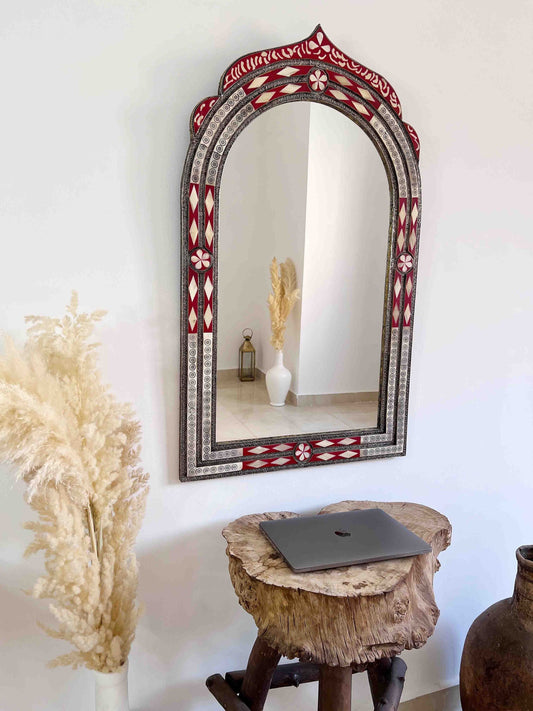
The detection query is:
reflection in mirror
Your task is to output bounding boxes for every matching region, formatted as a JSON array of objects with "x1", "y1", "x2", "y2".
[{"x1": 216, "y1": 102, "x2": 390, "y2": 443}]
